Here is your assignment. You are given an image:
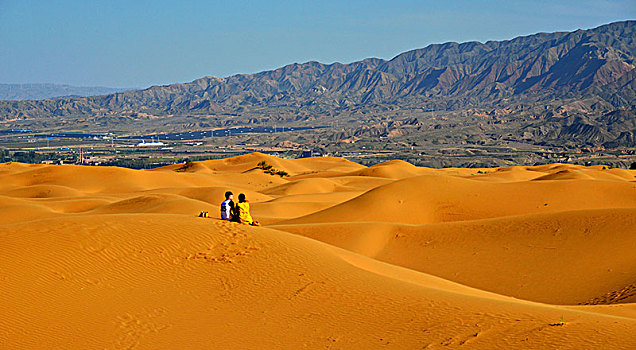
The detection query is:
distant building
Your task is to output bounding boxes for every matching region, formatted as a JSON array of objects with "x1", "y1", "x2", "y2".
[
  {"x1": 135, "y1": 139, "x2": 166, "y2": 147},
  {"x1": 299, "y1": 150, "x2": 323, "y2": 158}
]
